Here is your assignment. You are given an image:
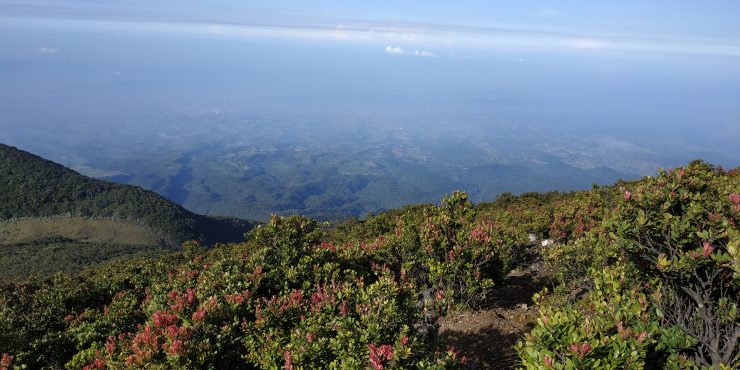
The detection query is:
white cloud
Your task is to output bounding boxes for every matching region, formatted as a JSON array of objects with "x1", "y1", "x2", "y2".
[
  {"x1": 37, "y1": 46, "x2": 59, "y2": 54},
  {"x1": 385, "y1": 46, "x2": 436, "y2": 57},
  {"x1": 6, "y1": 11, "x2": 738, "y2": 58},
  {"x1": 413, "y1": 50, "x2": 435, "y2": 57},
  {"x1": 385, "y1": 46, "x2": 404, "y2": 55}
]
